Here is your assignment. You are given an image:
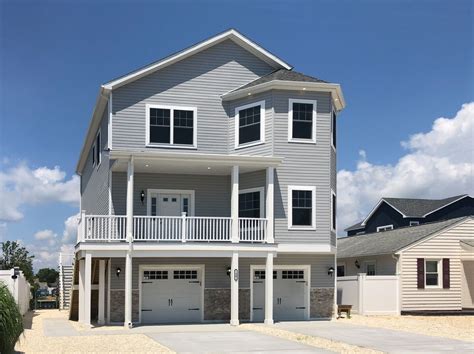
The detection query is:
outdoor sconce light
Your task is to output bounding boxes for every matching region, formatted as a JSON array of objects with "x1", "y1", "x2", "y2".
[
  {"x1": 11, "y1": 266, "x2": 20, "y2": 280},
  {"x1": 140, "y1": 190, "x2": 145, "y2": 204},
  {"x1": 116, "y1": 267, "x2": 121, "y2": 277},
  {"x1": 355, "y1": 260, "x2": 360, "y2": 269},
  {"x1": 226, "y1": 266, "x2": 231, "y2": 277},
  {"x1": 328, "y1": 267, "x2": 334, "y2": 277}
]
